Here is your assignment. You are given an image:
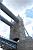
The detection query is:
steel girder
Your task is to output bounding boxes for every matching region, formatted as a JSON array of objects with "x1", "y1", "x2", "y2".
[{"x1": 0, "y1": 3, "x2": 19, "y2": 23}]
